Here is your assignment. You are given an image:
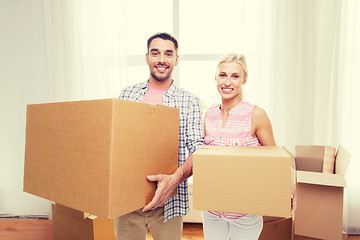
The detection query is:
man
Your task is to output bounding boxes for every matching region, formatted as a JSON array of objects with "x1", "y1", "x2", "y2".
[{"x1": 114, "y1": 32, "x2": 204, "y2": 240}]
